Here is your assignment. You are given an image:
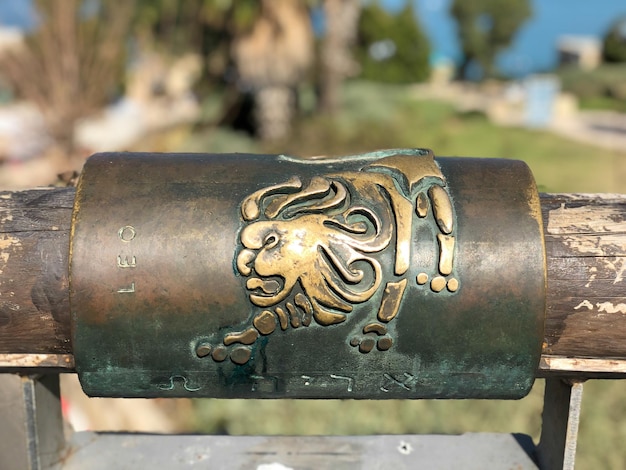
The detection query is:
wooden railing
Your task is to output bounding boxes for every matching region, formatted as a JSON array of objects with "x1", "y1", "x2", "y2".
[
  {"x1": 1, "y1": 189, "x2": 624, "y2": 377},
  {"x1": 0, "y1": 187, "x2": 624, "y2": 470}
]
